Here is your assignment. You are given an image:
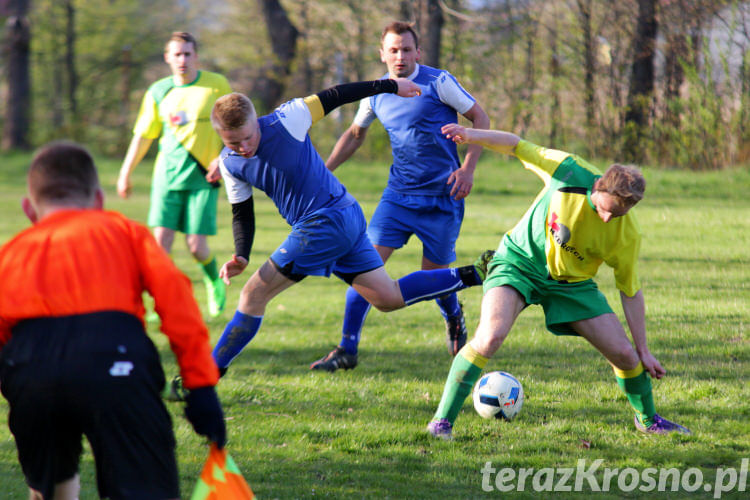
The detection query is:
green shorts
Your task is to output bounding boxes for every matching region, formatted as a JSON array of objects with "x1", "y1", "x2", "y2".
[
  {"x1": 148, "y1": 186, "x2": 218, "y2": 235},
  {"x1": 483, "y1": 251, "x2": 613, "y2": 336}
]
